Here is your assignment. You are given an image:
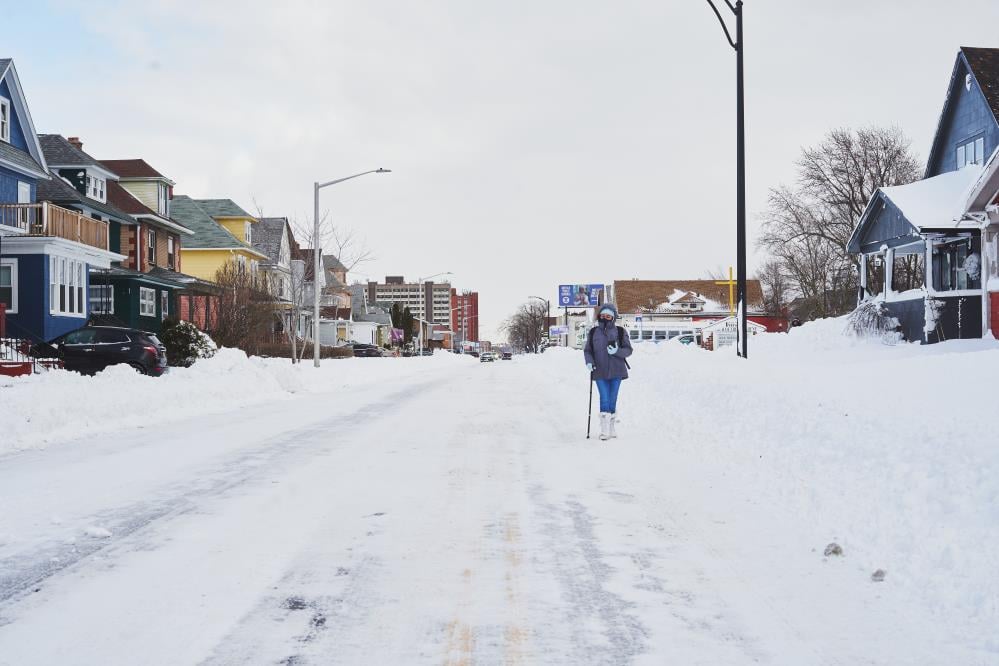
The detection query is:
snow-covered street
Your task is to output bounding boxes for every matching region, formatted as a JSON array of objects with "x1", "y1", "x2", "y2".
[{"x1": 0, "y1": 326, "x2": 996, "y2": 665}]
